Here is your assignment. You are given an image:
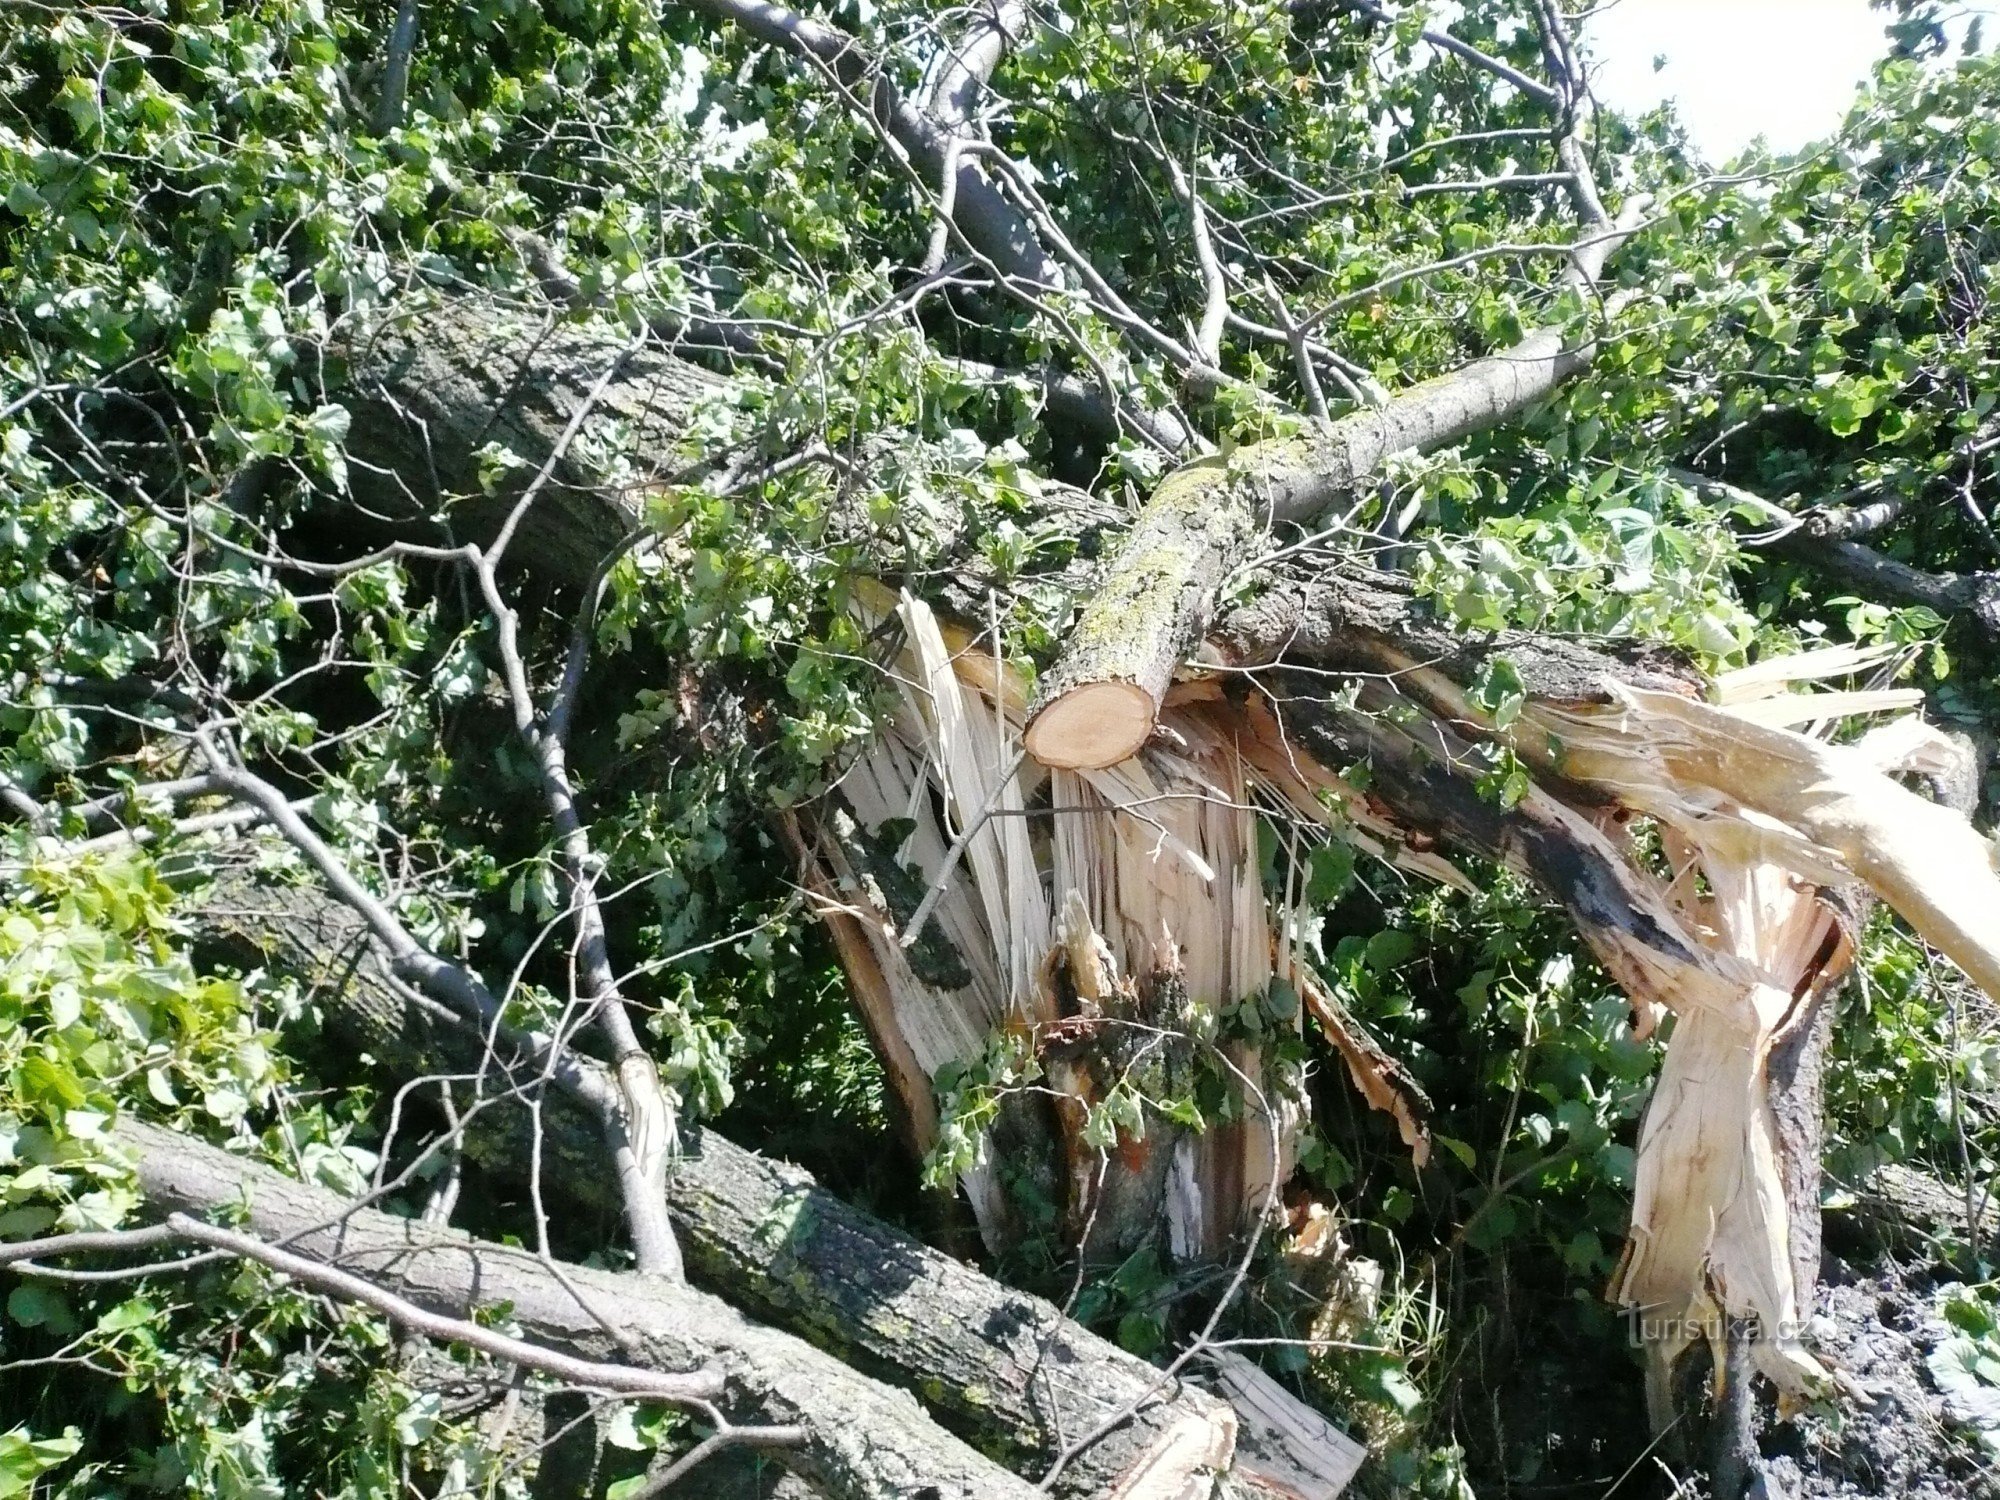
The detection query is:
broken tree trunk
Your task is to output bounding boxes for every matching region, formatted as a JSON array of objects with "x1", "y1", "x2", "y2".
[
  {"x1": 1204, "y1": 642, "x2": 1997, "y2": 1410},
  {"x1": 112, "y1": 1117, "x2": 1043, "y2": 1500},
  {"x1": 315, "y1": 285, "x2": 2000, "y2": 1441},
  {"x1": 190, "y1": 859, "x2": 1239, "y2": 1500}
]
